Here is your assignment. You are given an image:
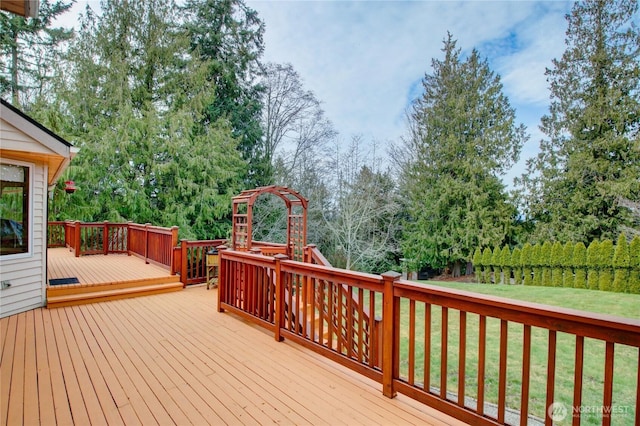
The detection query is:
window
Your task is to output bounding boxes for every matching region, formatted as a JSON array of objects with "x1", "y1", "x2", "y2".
[{"x1": 1, "y1": 163, "x2": 29, "y2": 256}]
